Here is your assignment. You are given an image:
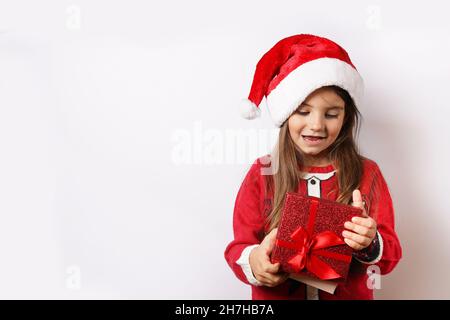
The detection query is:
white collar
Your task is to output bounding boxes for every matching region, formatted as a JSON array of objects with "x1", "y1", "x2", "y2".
[{"x1": 300, "y1": 170, "x2": 336, "y2": 181}]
